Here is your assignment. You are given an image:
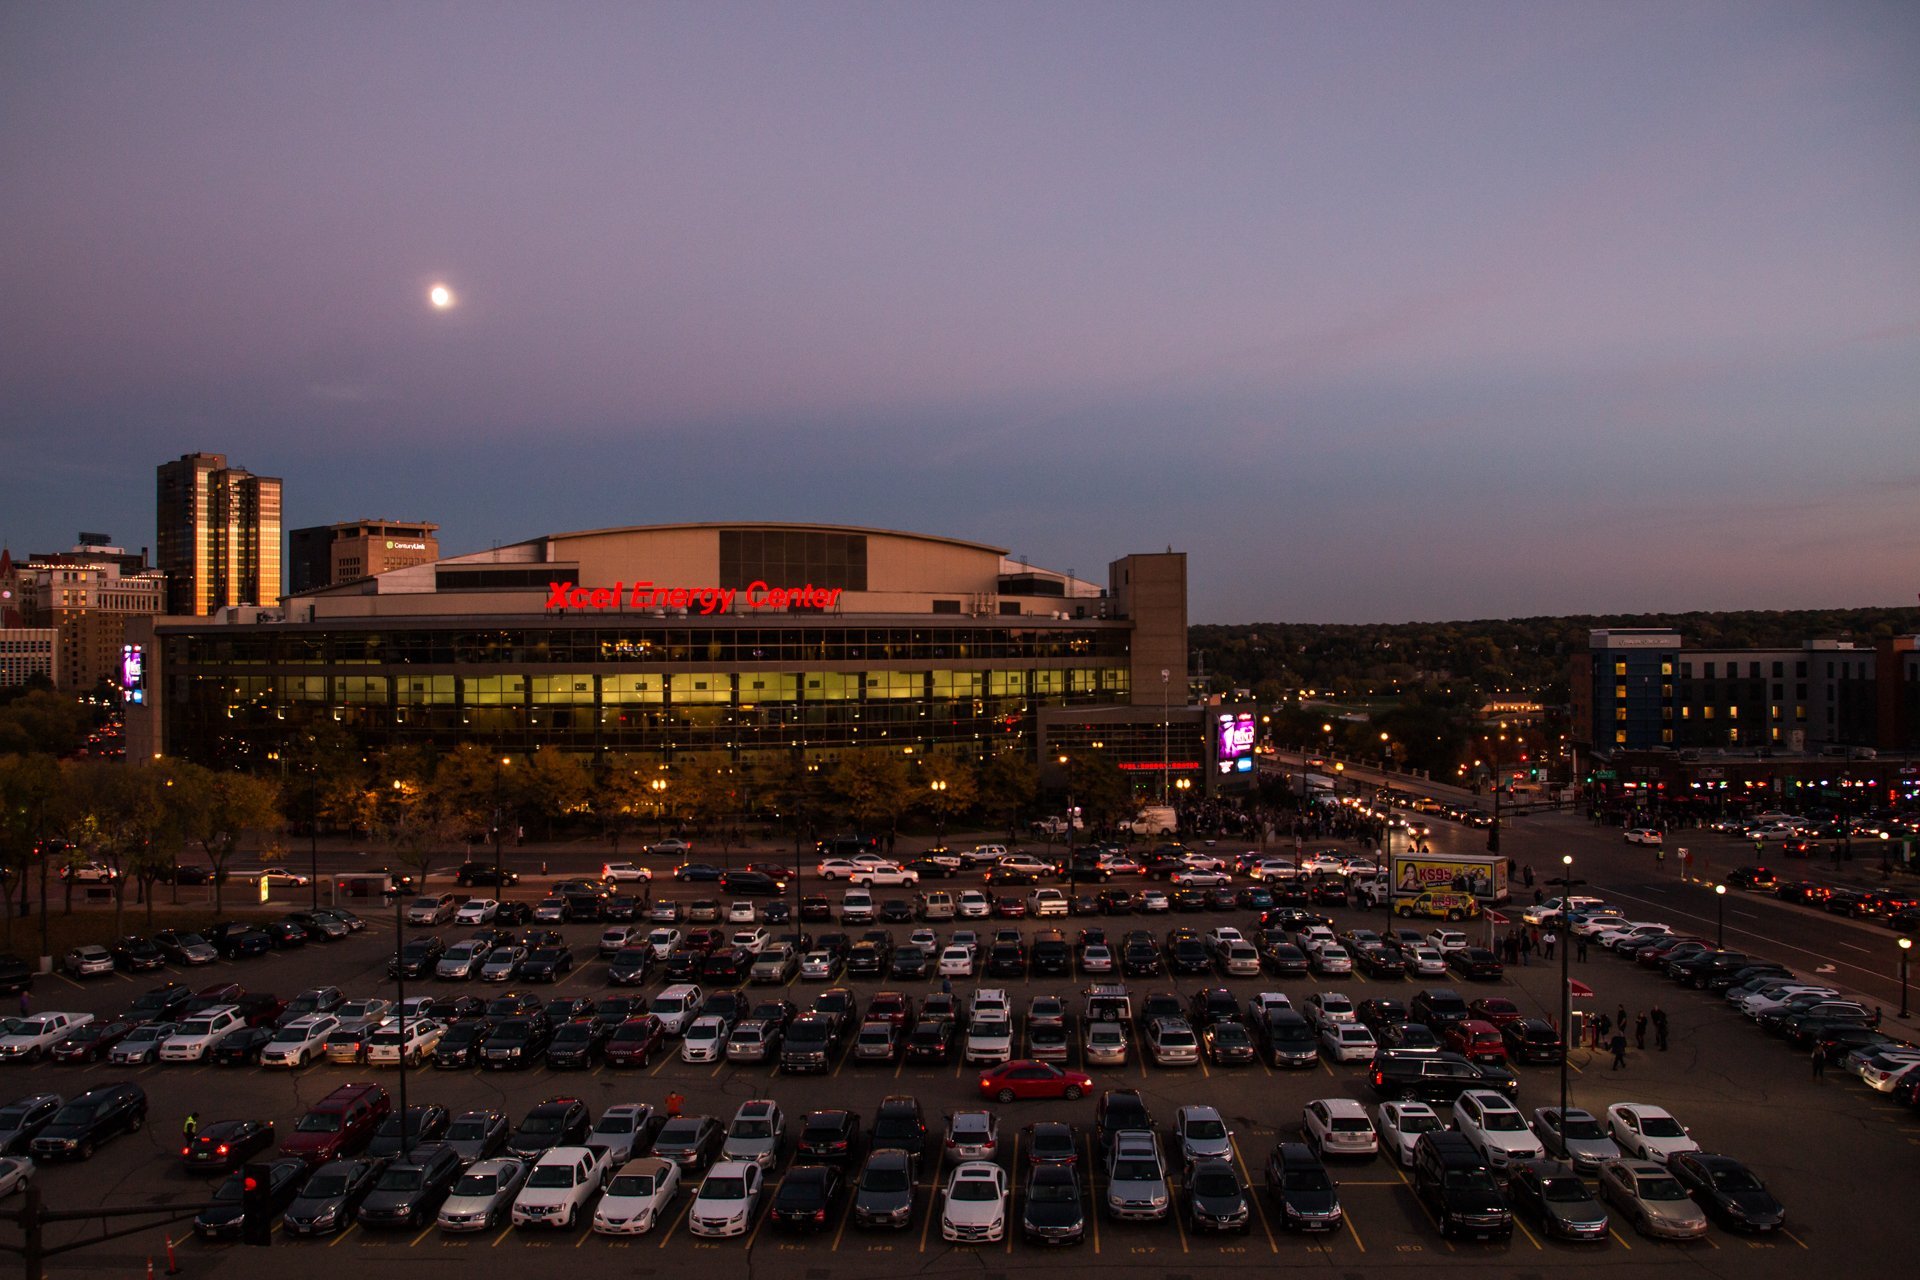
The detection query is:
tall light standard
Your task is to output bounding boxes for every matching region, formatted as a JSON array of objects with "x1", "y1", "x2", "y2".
[
  {"x1": 1899, "y1": 937, "x2": 1912, "y2": 1019},
  {"x1": 1161, "y1": 669, "x2": 1171, "y2": 807},
  {"x1": 1714, "y1": 882, "x2": 1727, "y2": 947},
  {"x1": 929, "y1": 779, "x2": 948, "y2": 851},
  {"x1": 387, "y1": 781, "x2": 413, "y2": 1160},
  {"x1": 491, "y1": 756, "x2": 512, "y2": 888},
  {"x1": 1549, "y1": 854, "x2": 1585, "y2": 1126}
]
